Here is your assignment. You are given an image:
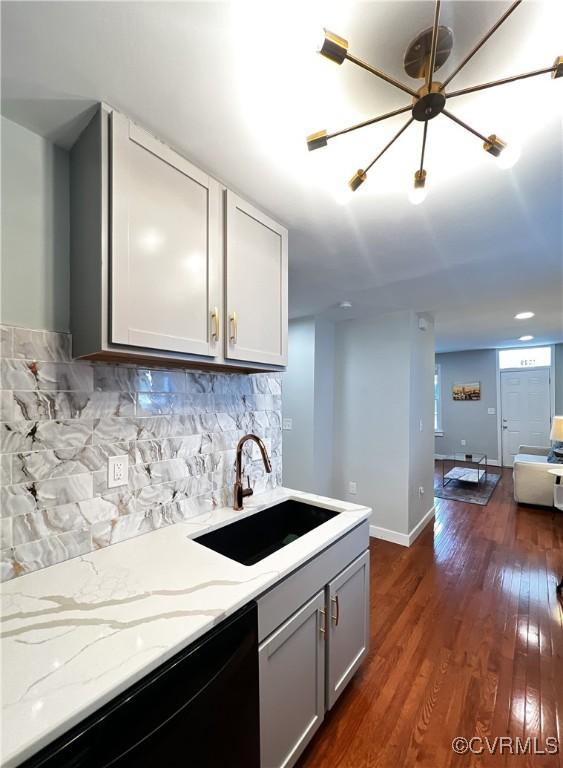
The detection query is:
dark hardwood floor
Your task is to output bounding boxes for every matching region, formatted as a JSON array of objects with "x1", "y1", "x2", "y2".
[{"x1": 299, "y1": 467, "x2": 563, "y2": 767}]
